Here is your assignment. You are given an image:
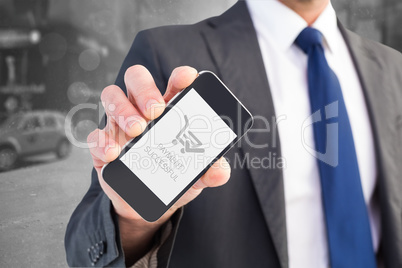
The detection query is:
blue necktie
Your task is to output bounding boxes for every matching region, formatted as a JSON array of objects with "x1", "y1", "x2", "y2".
[{"x1": 295, "y1": 27, "x2": 376, "y2": 268}]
